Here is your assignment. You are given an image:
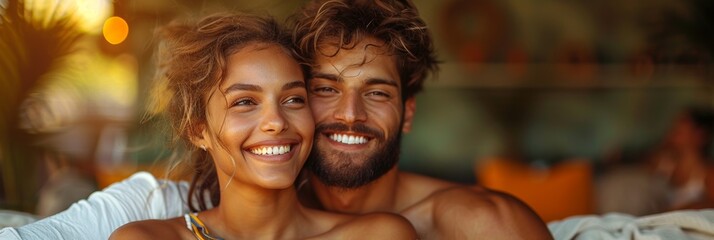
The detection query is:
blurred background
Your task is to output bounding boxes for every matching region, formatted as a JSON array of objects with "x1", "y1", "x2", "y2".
[{"x1": 1, "y1": 0, "x2": 712, "y2": 223}]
